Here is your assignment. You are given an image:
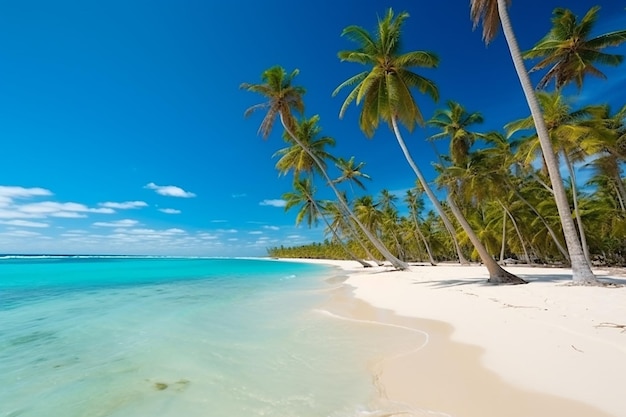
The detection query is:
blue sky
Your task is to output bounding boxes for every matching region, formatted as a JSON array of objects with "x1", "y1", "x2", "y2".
[{"x1": 0, "y1": 1, "x2": 624, "y2": 256}]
